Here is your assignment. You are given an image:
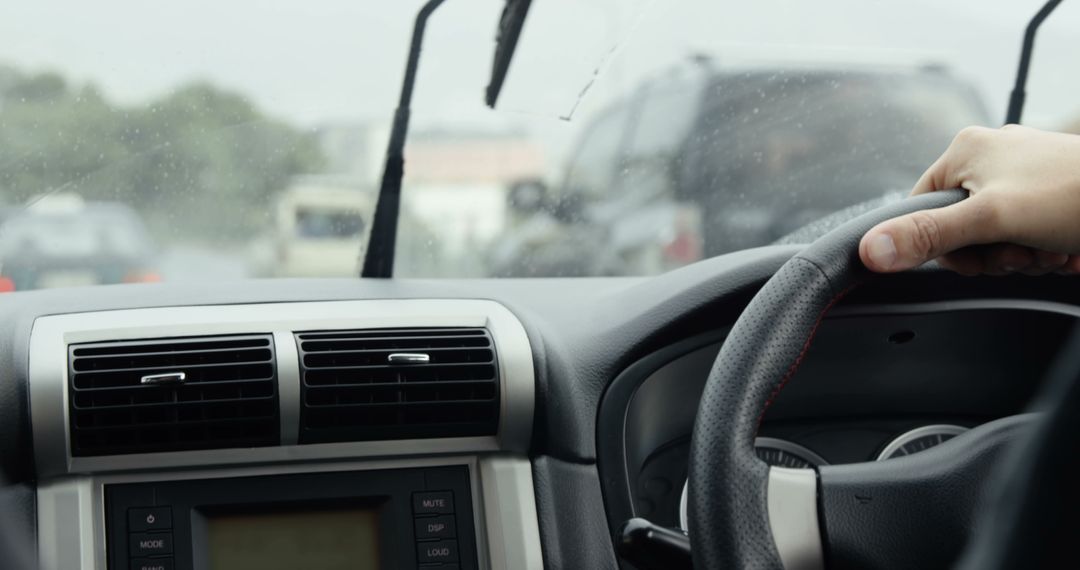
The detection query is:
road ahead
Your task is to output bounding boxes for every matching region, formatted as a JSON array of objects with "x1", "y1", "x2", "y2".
[{"x1": 158, "y1": 245, "x2": 252, "y2": 283}]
